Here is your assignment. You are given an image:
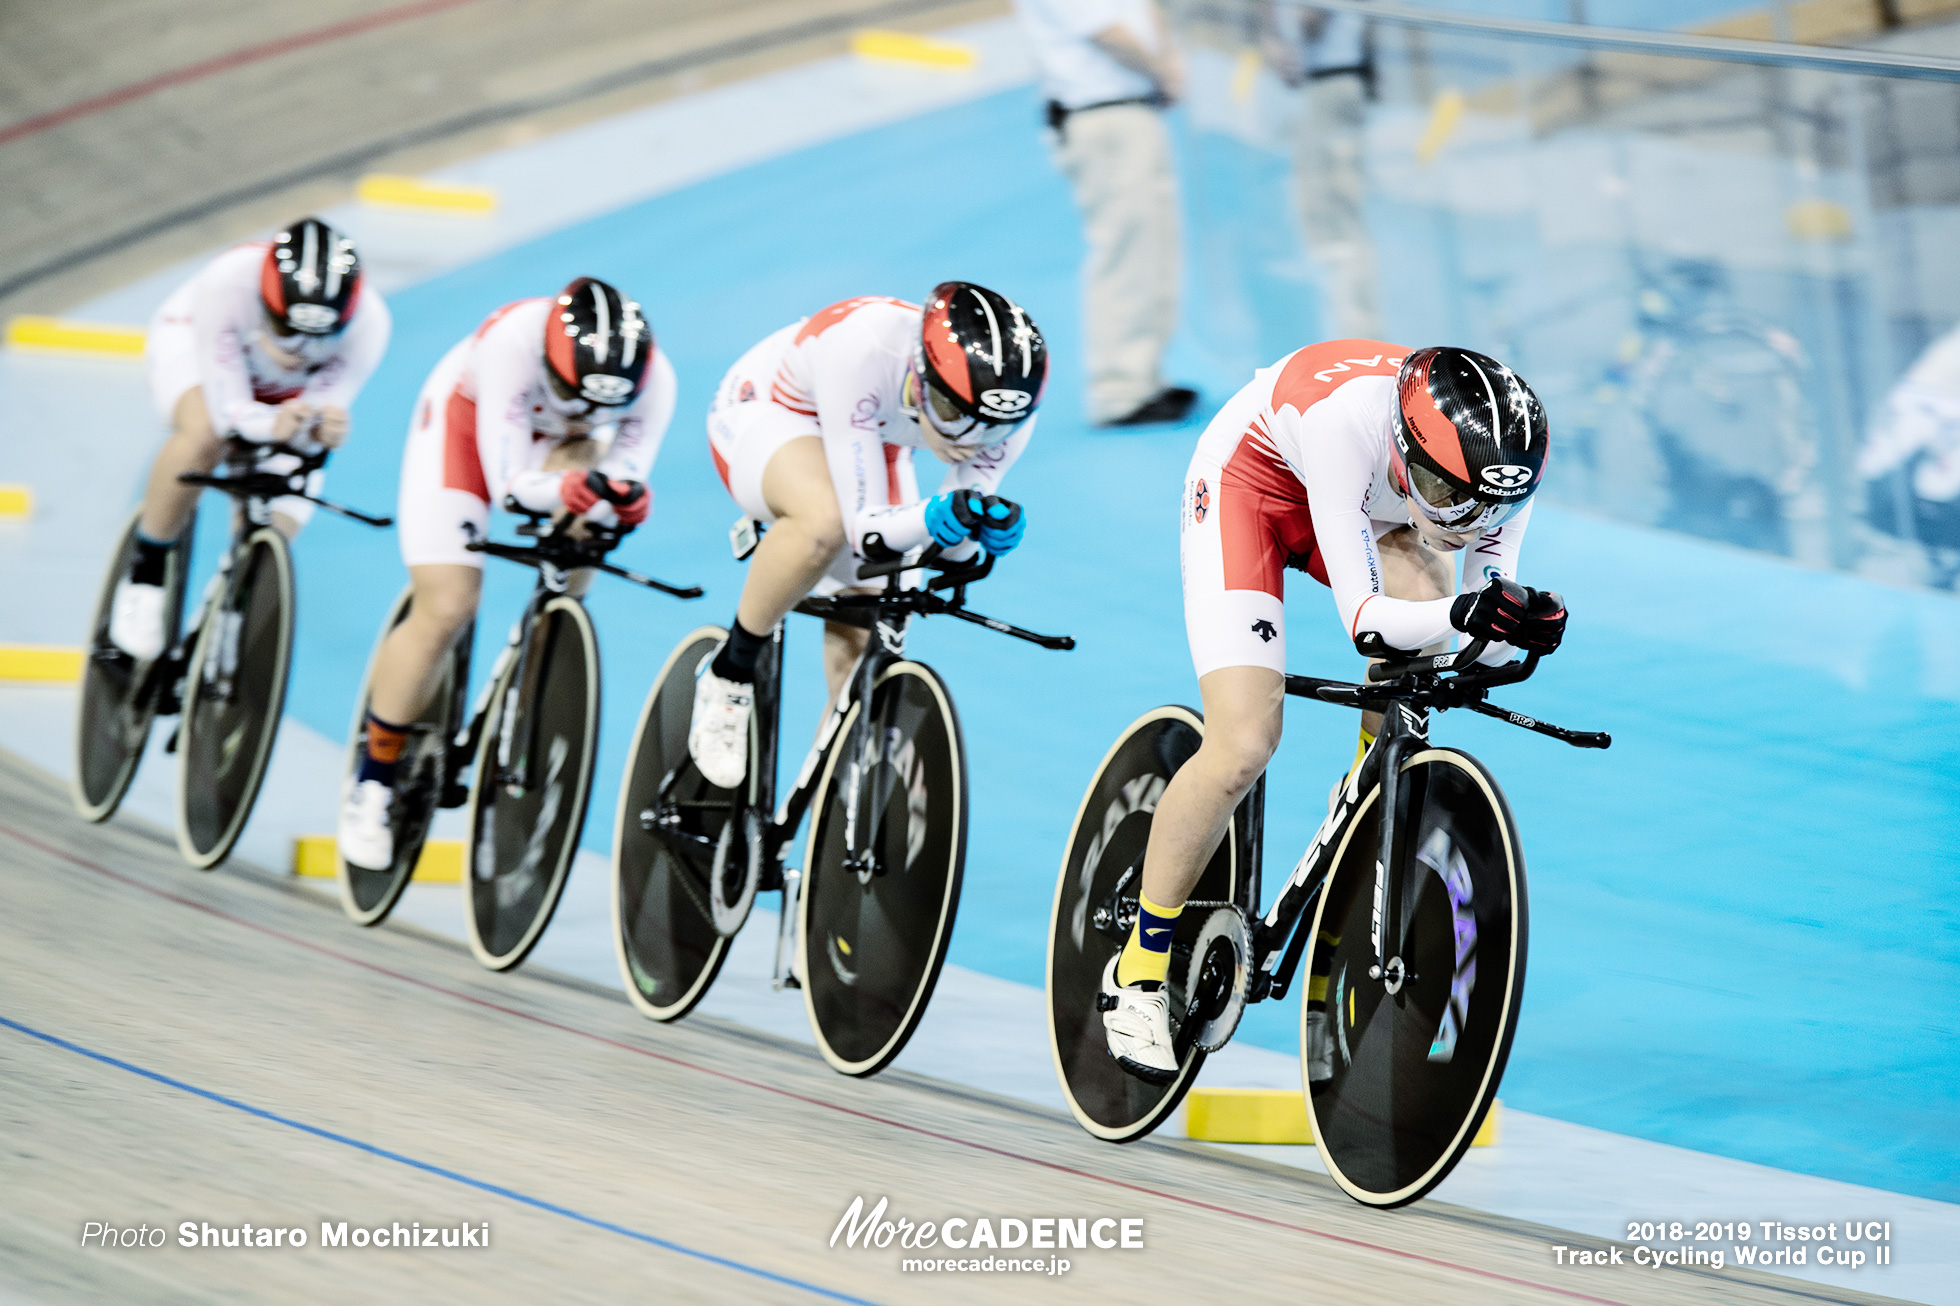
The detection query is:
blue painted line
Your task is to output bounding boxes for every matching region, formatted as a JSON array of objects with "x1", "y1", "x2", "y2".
[{"x1": 0, "y1": 1012, "x2": 882, "y2": 1305}]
